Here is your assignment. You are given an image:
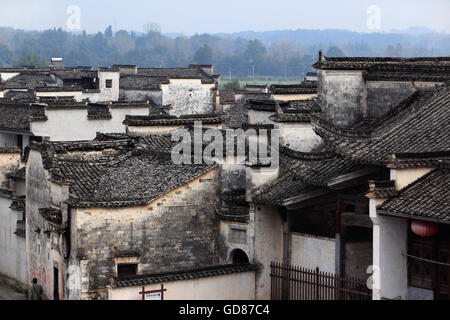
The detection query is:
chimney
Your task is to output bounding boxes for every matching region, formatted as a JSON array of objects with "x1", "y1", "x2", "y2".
[
  {"x1": 113, "y1": 65, "x2": 138, "y2": 75},
  {"x1": 189, "y1": 64, "x2": 214, "y2": 76},
  {"x1": 318, "y1": 50, "x2": 325, "y2": 62},
  {"x1": 50, "y1": 58, "x2": 64, "y2": 71}
]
